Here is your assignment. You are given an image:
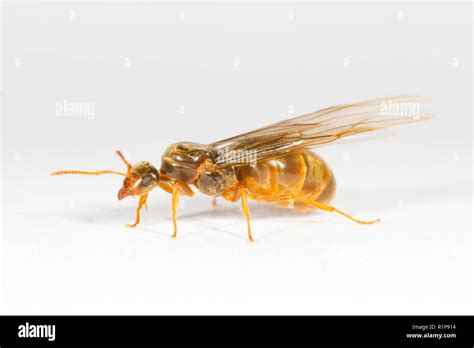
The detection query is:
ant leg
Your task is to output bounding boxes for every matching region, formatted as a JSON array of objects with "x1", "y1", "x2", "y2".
[
  {"x1": 171, "y1": 182, "x2": 179, "y2": 238},
  {"x1": 159, "y1": 173, "x2": 195, "y2": 197},
  {"x1": 295, "y1": 196, "x2": 380, "y2": 224},
  {"x1": 169, "y1": 180, "x2": 195, "y2": 239},
  {"x1": 126, "y1": 194, "x2": 148, "y2": 228},
  {"x1": 246, "y1": 192, "x2": 380, "y2": 225},
  {"x1": 158, "y1": 176, "x2": 194, "y2": 239},
  {"x1": 239, "y1": 188, "x2": 254, "y2": 242},
  {"x1": 158, "y1": 181, "x2": 173, "y2": 194},
  {"x1": 211, "y1": 196, "x2": 217, "y2": 207},
  {"x1": 175, "y1": 180, "x2": 195, "y2": 197}
]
